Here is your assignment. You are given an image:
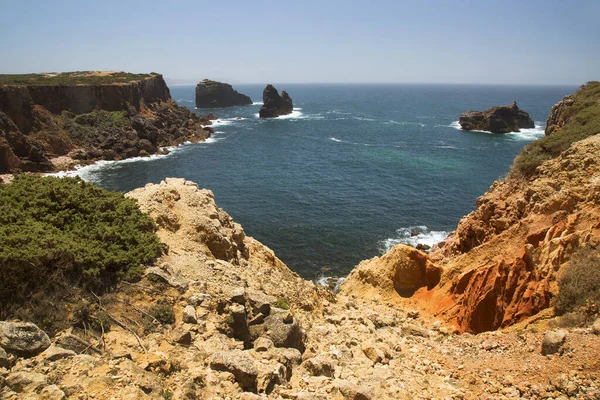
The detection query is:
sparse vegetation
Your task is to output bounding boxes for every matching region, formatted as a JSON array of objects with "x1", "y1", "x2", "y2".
[
  {"x1": 149, "y1": 303, "x2": 176, "y2": 325},
  {"x1": 0, "y1": 175, "x2": 162, "y2": 326},
  {"x1": 555, "y1": 247, "x2": 600, "y2": 321},
  {"x1": 275, "y1": 297, "x2": 290, "y2": 310},
  {"x1": 0, "y1": 71, "x2": 154, "y2": 86},
  {"x1": 511, "y1": 81, "x2": 600, "y2": 177}
]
